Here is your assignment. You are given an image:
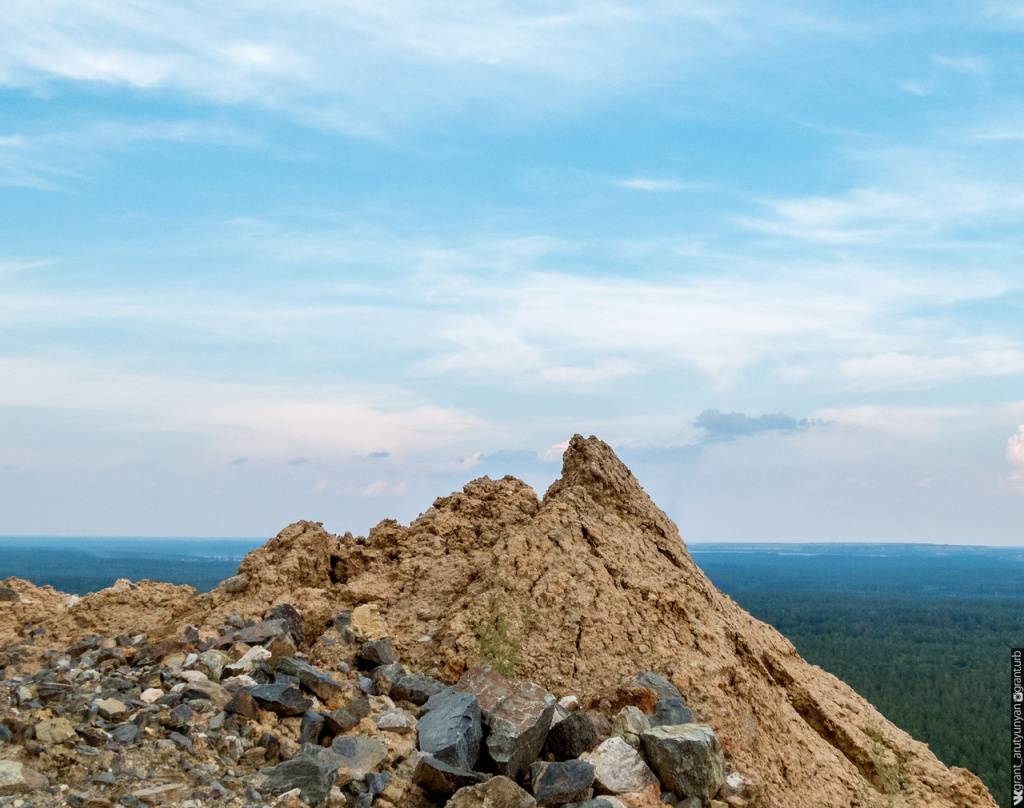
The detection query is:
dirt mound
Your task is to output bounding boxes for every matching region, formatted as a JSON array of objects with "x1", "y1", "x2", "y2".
[{"x1": 0, "y1": 435, "x2": 995, "y2": 808}]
